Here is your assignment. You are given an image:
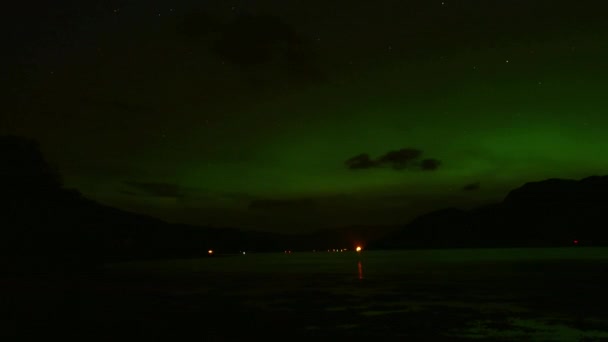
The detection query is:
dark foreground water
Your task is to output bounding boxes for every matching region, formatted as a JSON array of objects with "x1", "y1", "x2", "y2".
[{"x1": 4, "y1": 248, "x2": 608, "y2": 341}]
